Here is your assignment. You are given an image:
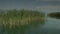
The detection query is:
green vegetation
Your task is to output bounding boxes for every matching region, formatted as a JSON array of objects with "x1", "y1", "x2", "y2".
[
  {"x1": 0, "y1": 9, "x2": 45, "y2": 34},
  {"x1": 48, "y1": 12, "x2": 60, "y2": 19}
]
